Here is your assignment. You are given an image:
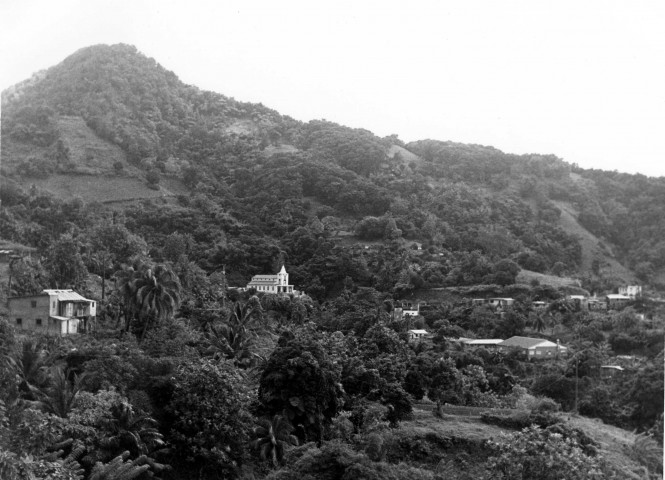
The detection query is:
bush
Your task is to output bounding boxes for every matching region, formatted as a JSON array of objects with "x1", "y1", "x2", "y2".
[
  {"x1": 167, "y1": 359, "x2": 254, "y2": 478},
  {"x1": 146, "y1": 169, "x2": 160, "y2": 186},
  {"x1": 480, "y1": 410, "x2": 559, "y2": 430},
  {"x1": 480, "y1": 411, "x2": 533, "y2": 430},
  {"x1": 531, "y1": 396, "x2": 561, "y2": 413},
  {"x1": 485, "y1": 426, "x2": 603, "y2": 479}
]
